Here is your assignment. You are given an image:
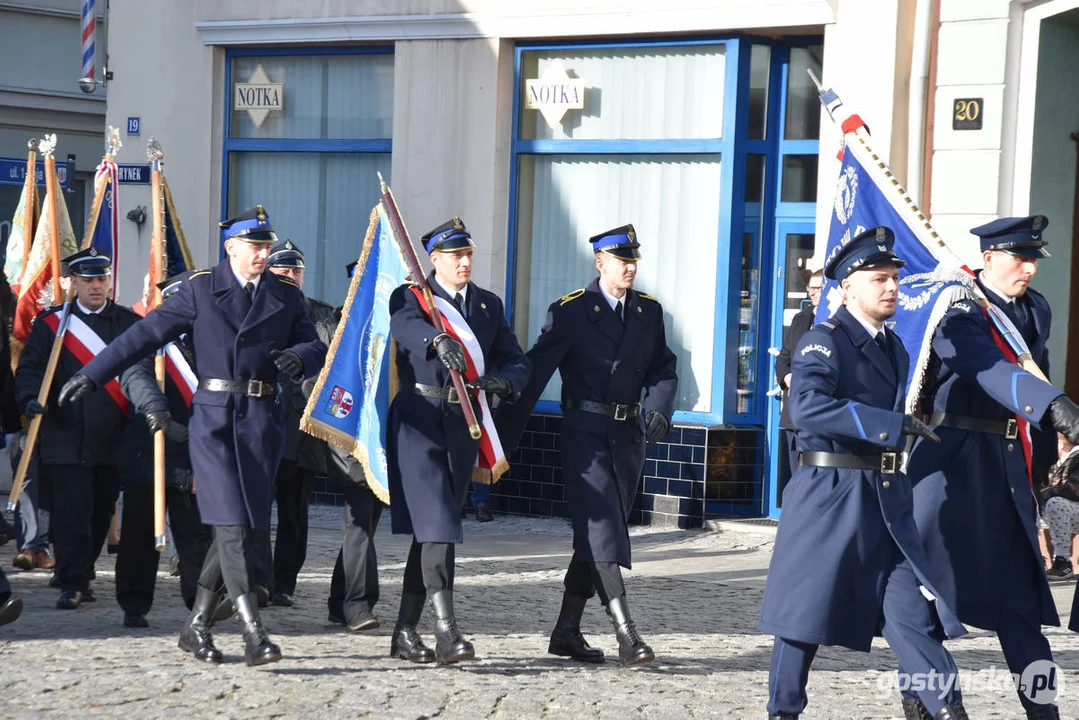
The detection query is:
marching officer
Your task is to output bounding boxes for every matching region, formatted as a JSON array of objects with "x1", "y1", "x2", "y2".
[
  {"x1": 113, "y1": 272, "x2": 214, "y2": 628},
  {"x1": 906, "y1": 215, "x2": 1079, "y2": 719},
  {"x1": 326, "y1": 260, "x2": 385, "y2": 632},
  {"x1": 0, "y1": 272, "x2": 23, "y2": 626},
  {"x1": 500, "y1": 224, "x2": 678, "y2": 666},
  {"x1": 59, "y1": 206, "x2": 326, "y2": 667},
  {"x1": 15, "y1": 248, "x2": 166, "y2": 610},
  {"x1": 261, "y1": 238, "x2": 337, "y2": 608},
  {"x1": 758, "y1": 227, "x2": 969, "y2": 720},
  {"x1": 387, "y1": 217, "x2": 530, "y2": 665}
]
